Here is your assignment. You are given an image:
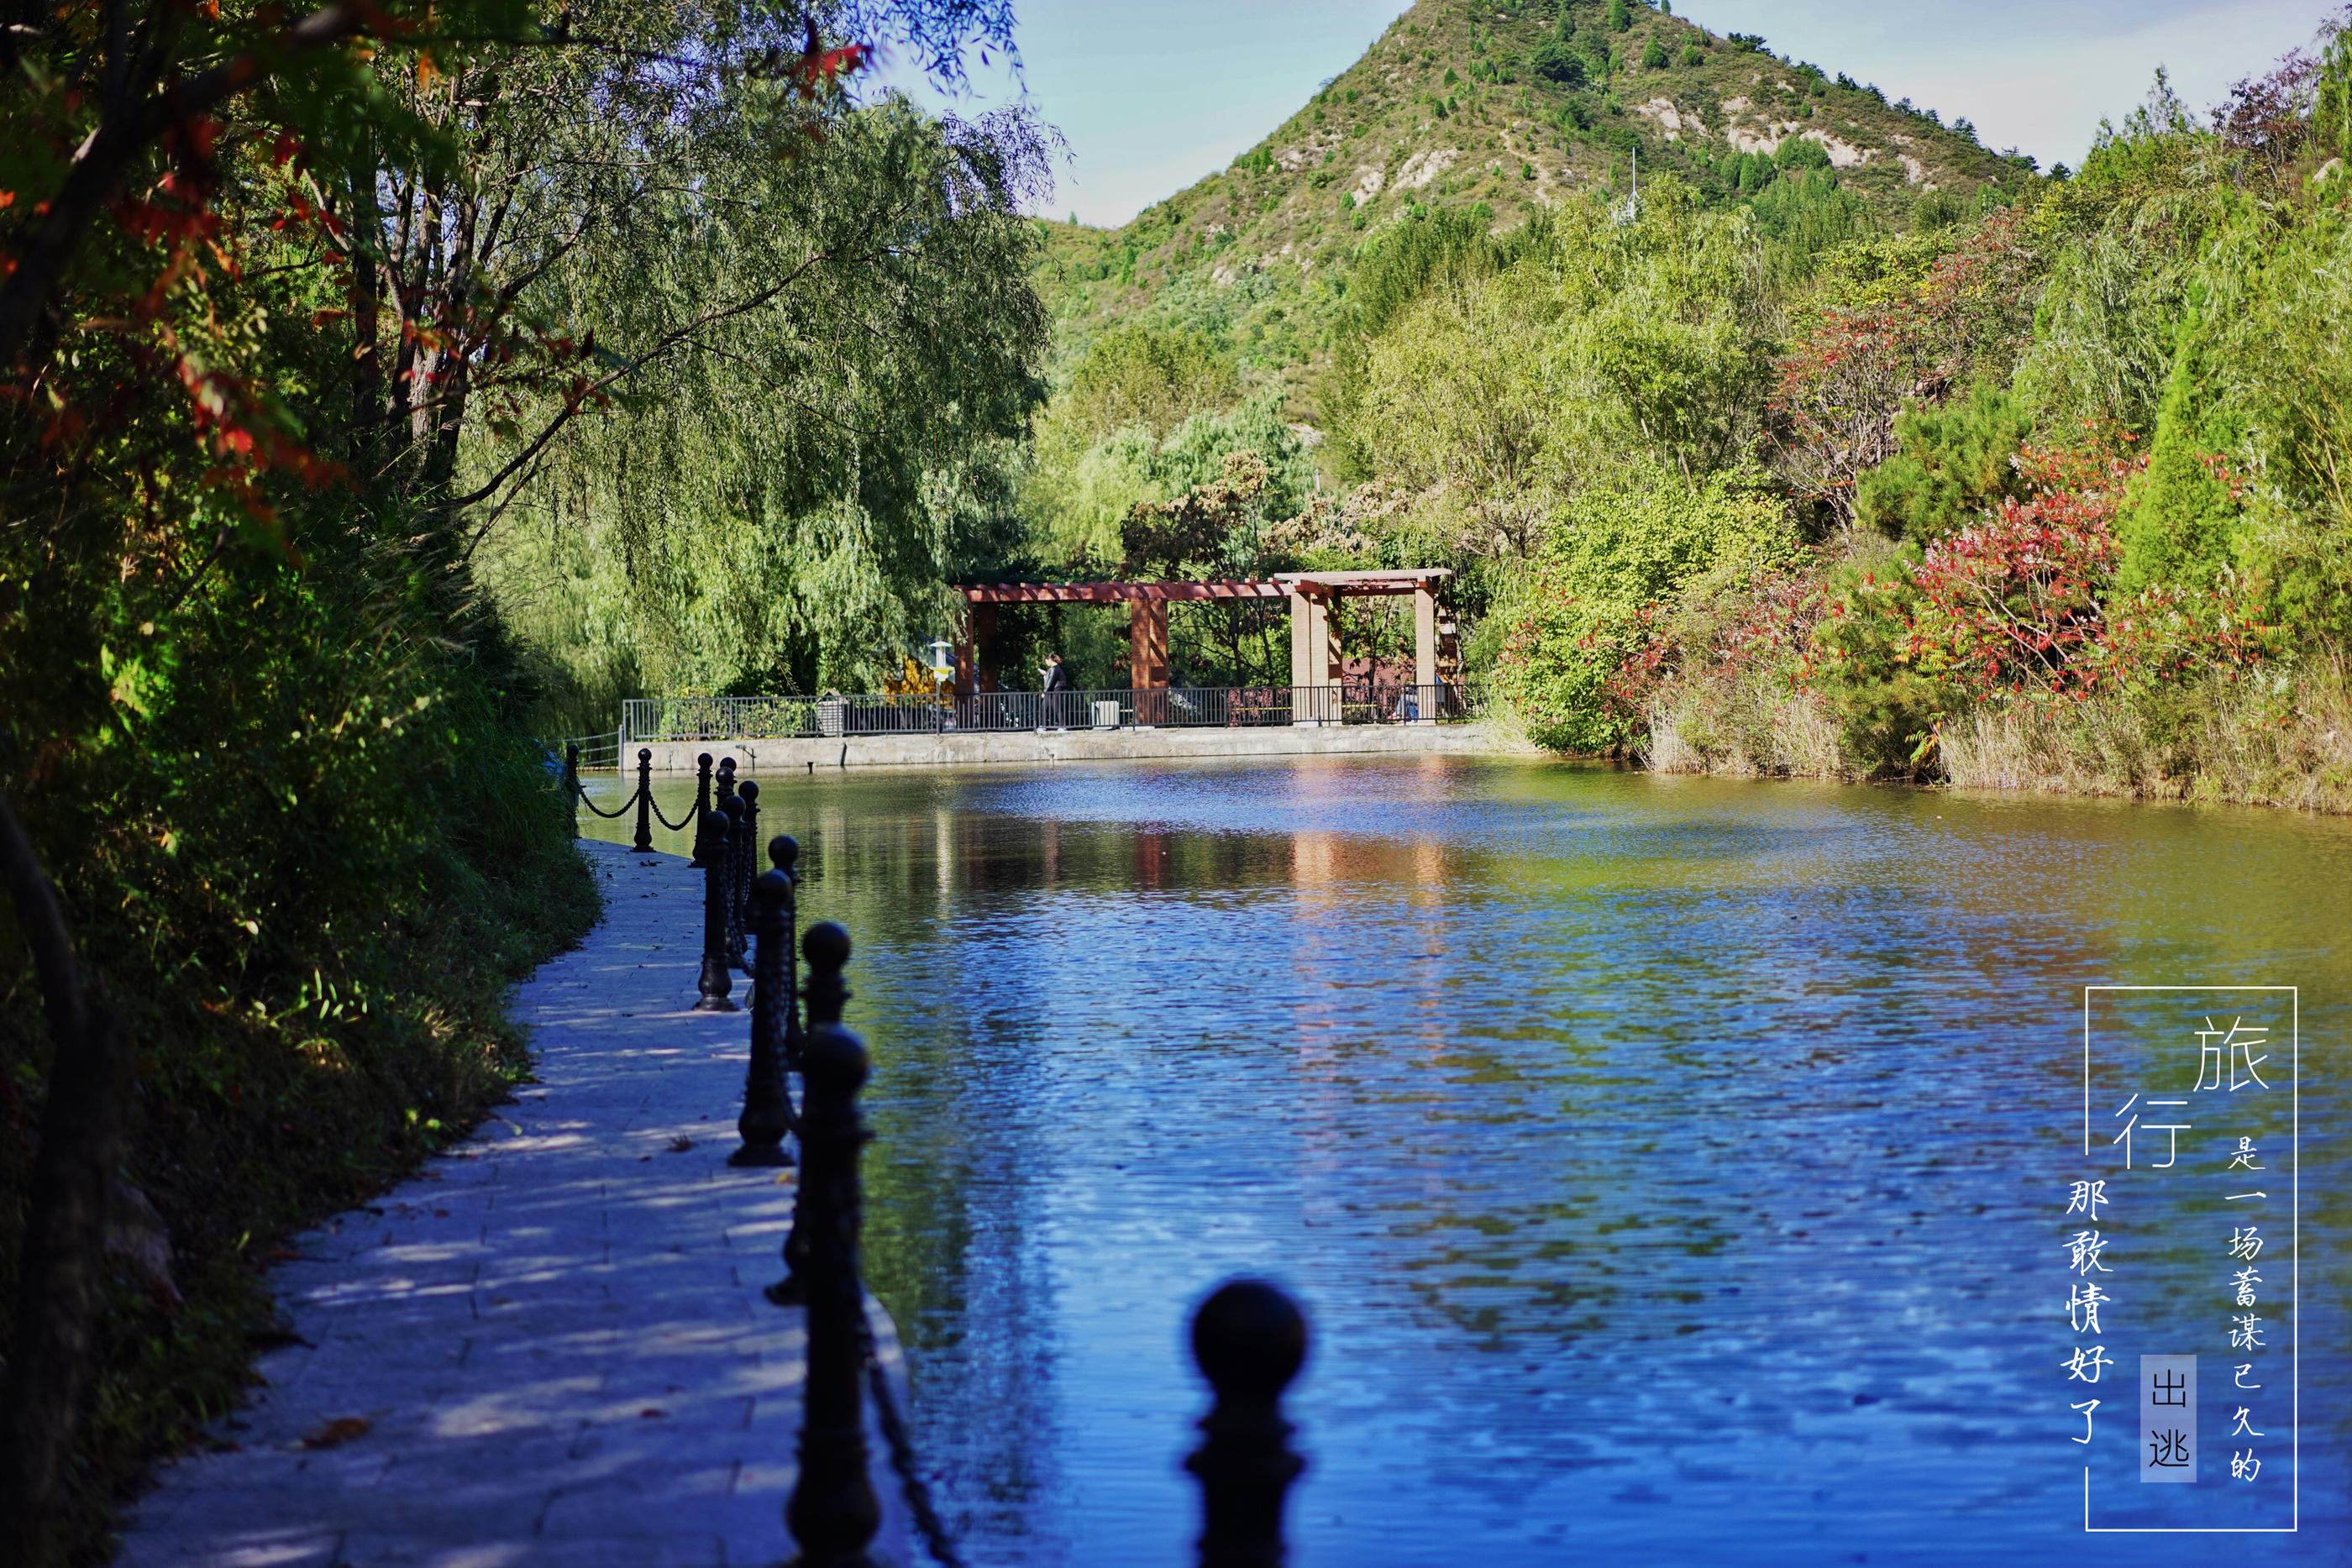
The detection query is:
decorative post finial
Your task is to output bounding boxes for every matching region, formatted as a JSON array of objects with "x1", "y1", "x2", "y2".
[
  {"x1": 632, "y1": 747, "x2": 655, "y2": 854},
  {"x1": 1187, "y1": 1279, "x2": 1309, "y2": 1568},
  {"x1": 689, "y1": 753, "x2": 716, "y2": 868}
]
